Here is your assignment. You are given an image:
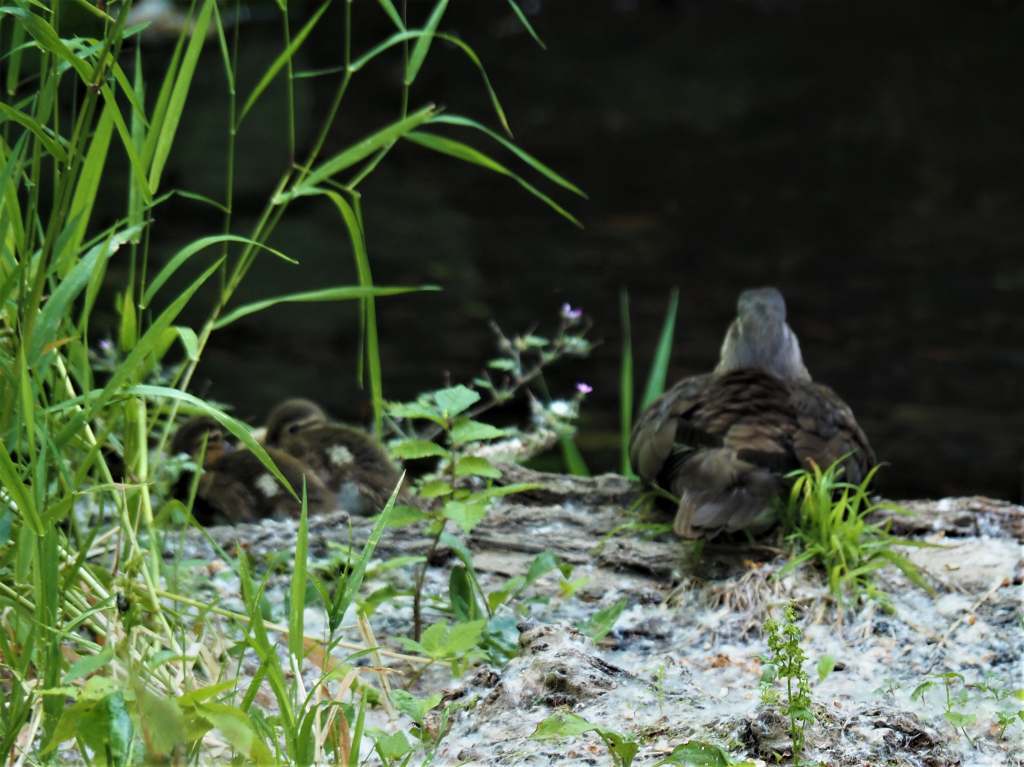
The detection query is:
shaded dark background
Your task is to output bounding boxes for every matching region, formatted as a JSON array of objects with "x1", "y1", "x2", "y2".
[{"x1": 100, "y1": 0, "x2": 1024, "y2": 500}]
